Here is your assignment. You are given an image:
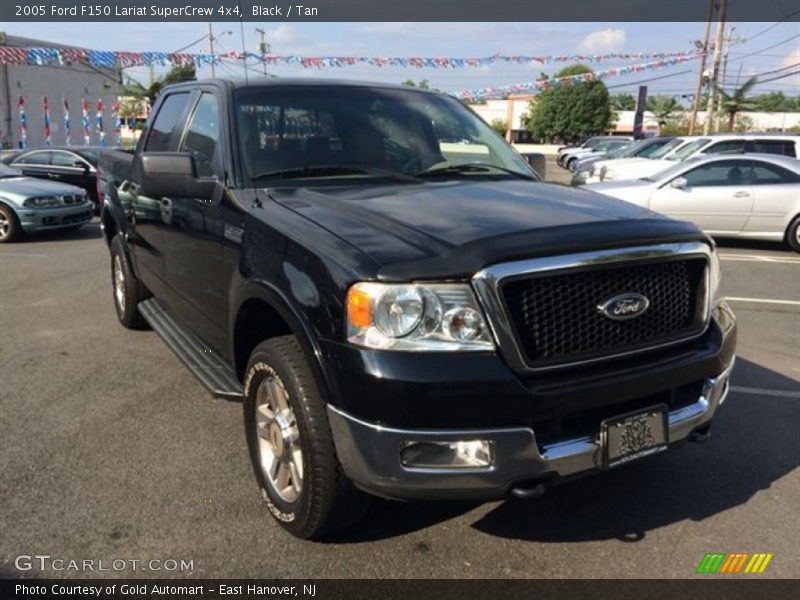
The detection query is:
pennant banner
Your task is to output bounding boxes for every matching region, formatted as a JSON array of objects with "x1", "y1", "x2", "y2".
[
  {"x1": 0, "y1": 46, "x2": 700, "y2": 70},
  {"x1": 451, "y1": 55, "x2": 700, "y2": 101}
]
